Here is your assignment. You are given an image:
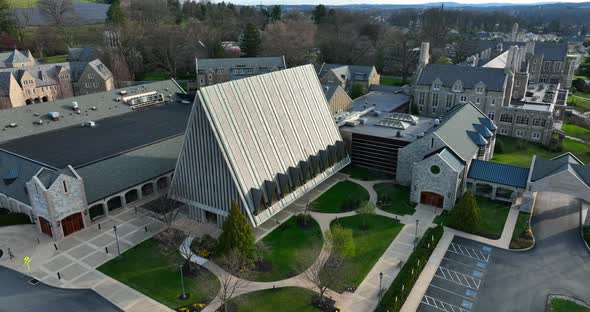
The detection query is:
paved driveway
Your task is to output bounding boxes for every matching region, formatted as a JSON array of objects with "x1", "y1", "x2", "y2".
[
  {"x1": 476, "y1": 192, "x2": 590, "y2": 311},
  {"x1": 0, "y1": 266, "x2": 121, "y2": 312}
]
